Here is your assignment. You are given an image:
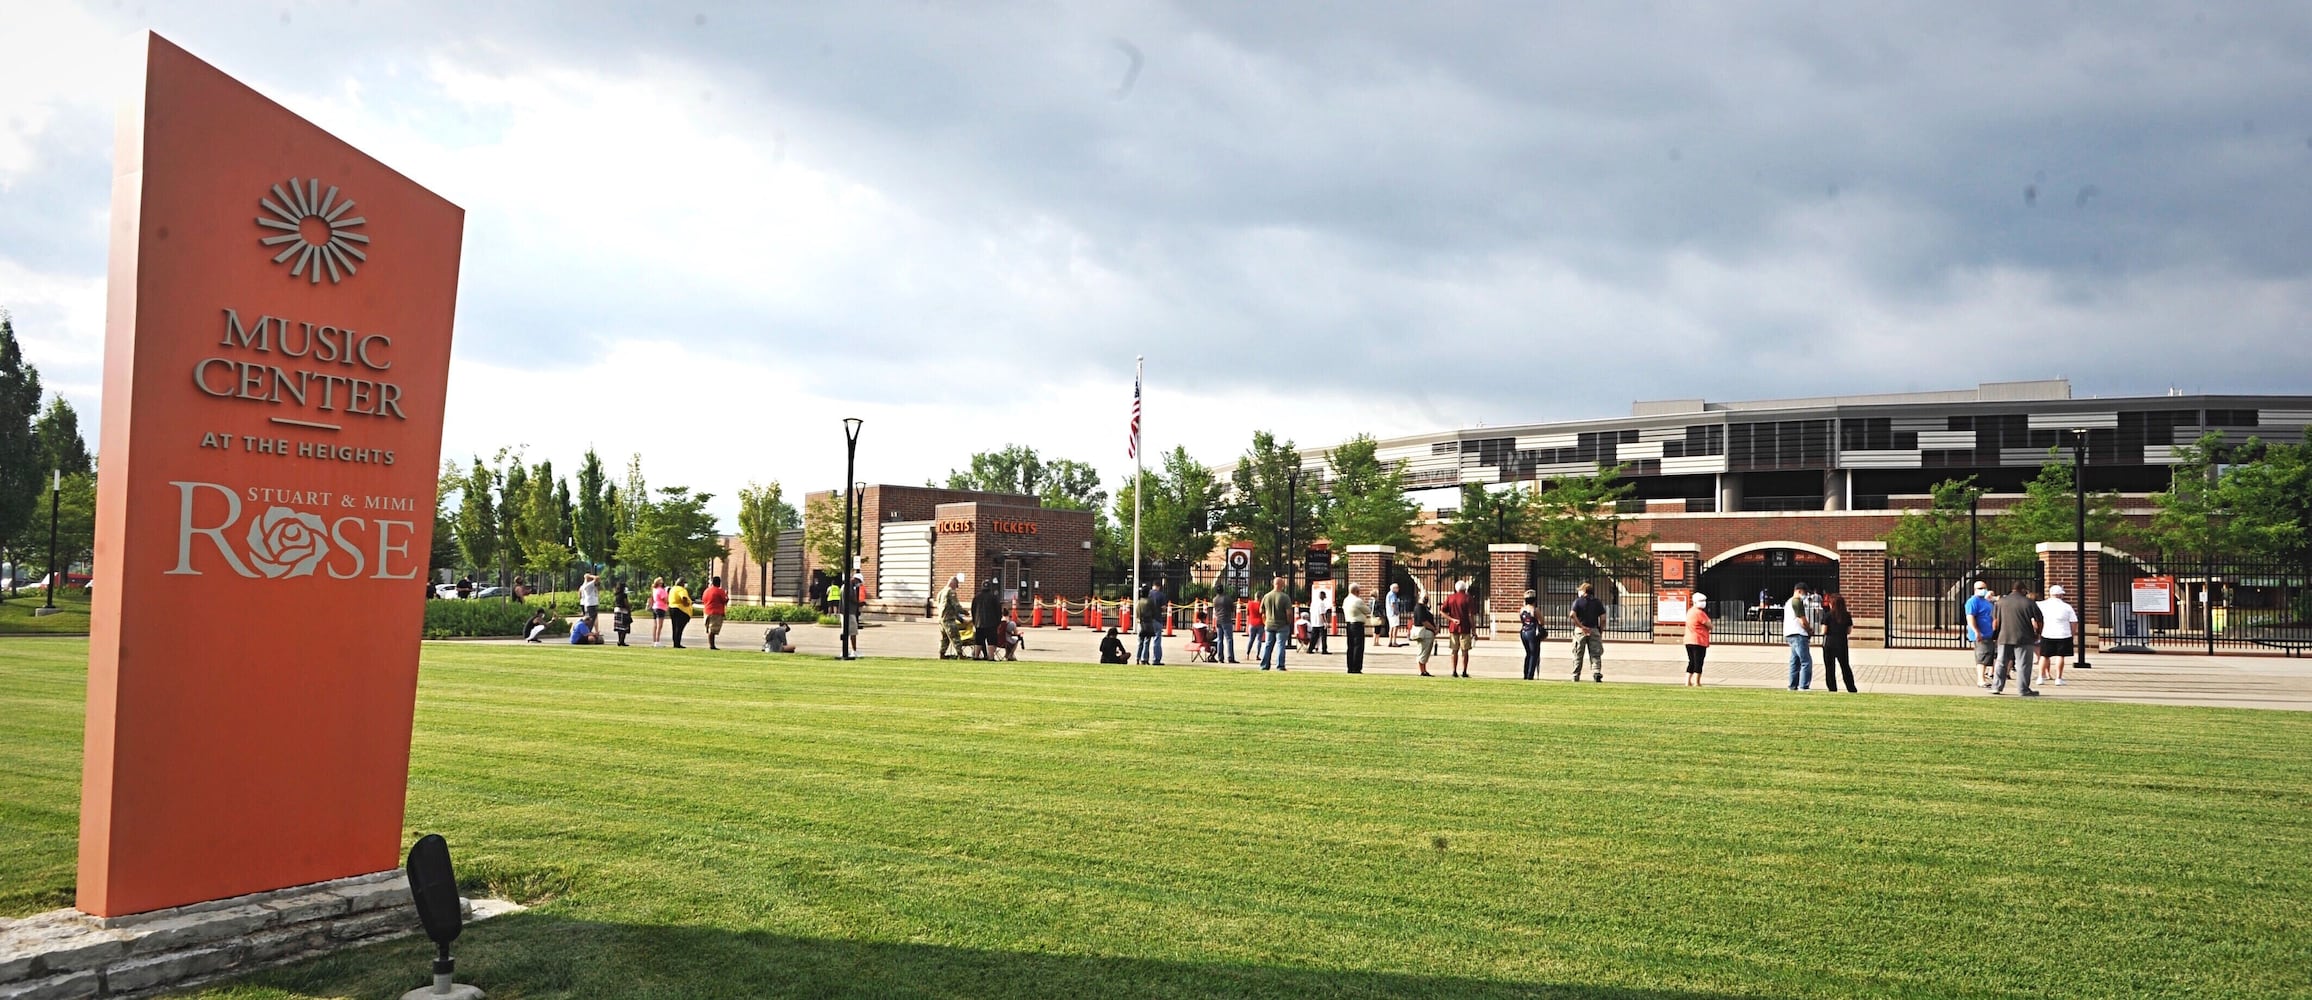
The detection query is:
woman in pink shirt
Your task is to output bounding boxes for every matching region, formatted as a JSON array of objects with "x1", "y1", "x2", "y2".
[
  {"x1": 1684, "y1": 592, "x2": 1711, "y2": 687},
  {"x1": 649, "y1": 577, "x2": 670, "y2": 647}
]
